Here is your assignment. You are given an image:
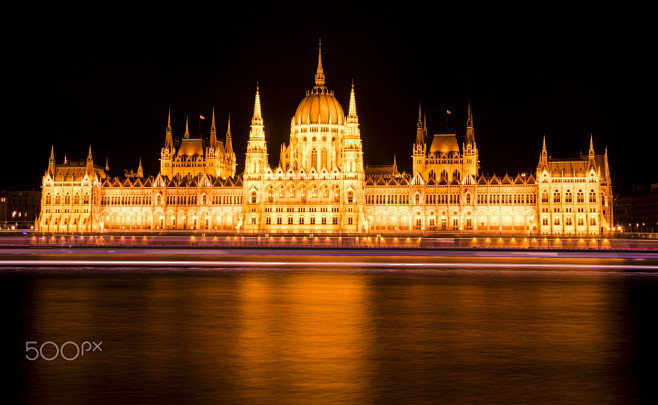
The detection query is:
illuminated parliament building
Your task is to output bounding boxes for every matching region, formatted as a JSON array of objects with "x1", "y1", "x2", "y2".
[{"x1": 37, "y1": 46, "x2": 613, "y2": 236}]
